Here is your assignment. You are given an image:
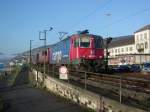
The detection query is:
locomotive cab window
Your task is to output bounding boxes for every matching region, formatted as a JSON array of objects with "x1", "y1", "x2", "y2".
[
  {"x1": 80, "y1": 37, "x2": 90, "y2": 48},
  {"x1": 74, "y1": 38, "x2": 79, "y2": 47},
  {"x1": 95, "y1": 38, "x2": 103, "y2": 48}
]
